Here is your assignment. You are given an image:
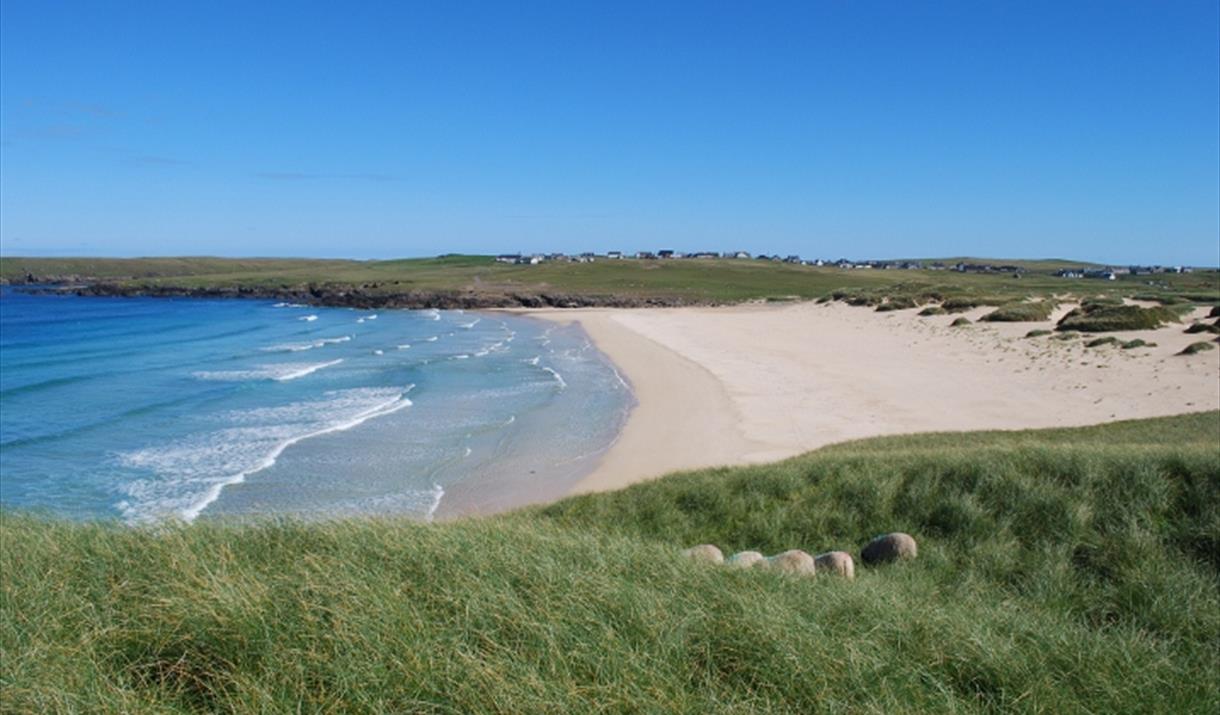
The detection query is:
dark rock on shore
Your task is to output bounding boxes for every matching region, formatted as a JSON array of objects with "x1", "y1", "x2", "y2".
[{"x1": 65, "y1": 281, "x2": 705, "y2": 310}]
